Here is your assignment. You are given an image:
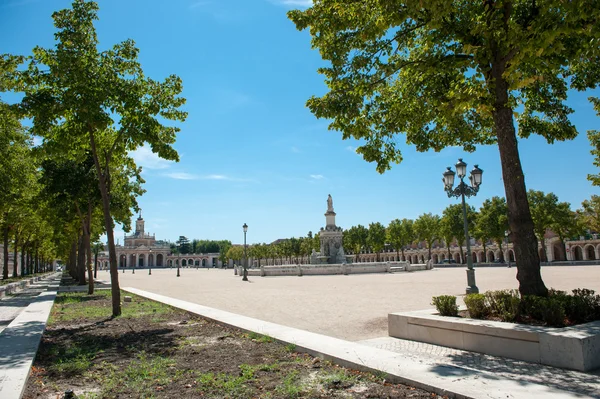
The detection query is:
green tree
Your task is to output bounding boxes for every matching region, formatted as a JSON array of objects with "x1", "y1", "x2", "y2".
[
  {"x1": 344, "y1": 225, "x2": 368, "y2": 262},
  {"x1": 528, "y1": 190, "x2": 560, "y2": 262},
  {"x1": 579, "y1": 195, "x2": 600, "y2": 233},
  {"x1": 588, "y1": 98, "x2": 600, "y2": 186},
  {"x1": 413, "y1": 213, "x2": 440, "y2": 261},
  {"x1": 289, "y1": 1, "x2": 600, "y2": 295},
  {"x1": 367, "y1": 222, "x2": 386, "y2": 261},
  {"x1": 176, "y1": 236, "x2": 191, "y2": 254},
  {"x1": 21, "y1": 0, "x2": 186, "y2": 316},
  {"x1": 440, "y1": 204, "x2": 476, "y2": 264},
  {"x1": 475, "y1": 197, "x2": 509, "y2": 261},
  {"x1": 551, "y1": 202, "x2": 583, "y2": 260},
  {"x1": 225, "y1": 246, "x2": 244, "y2": 265},
  {"x1": 386, "y1": 218, "x2": 414, "y2": 261}
]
